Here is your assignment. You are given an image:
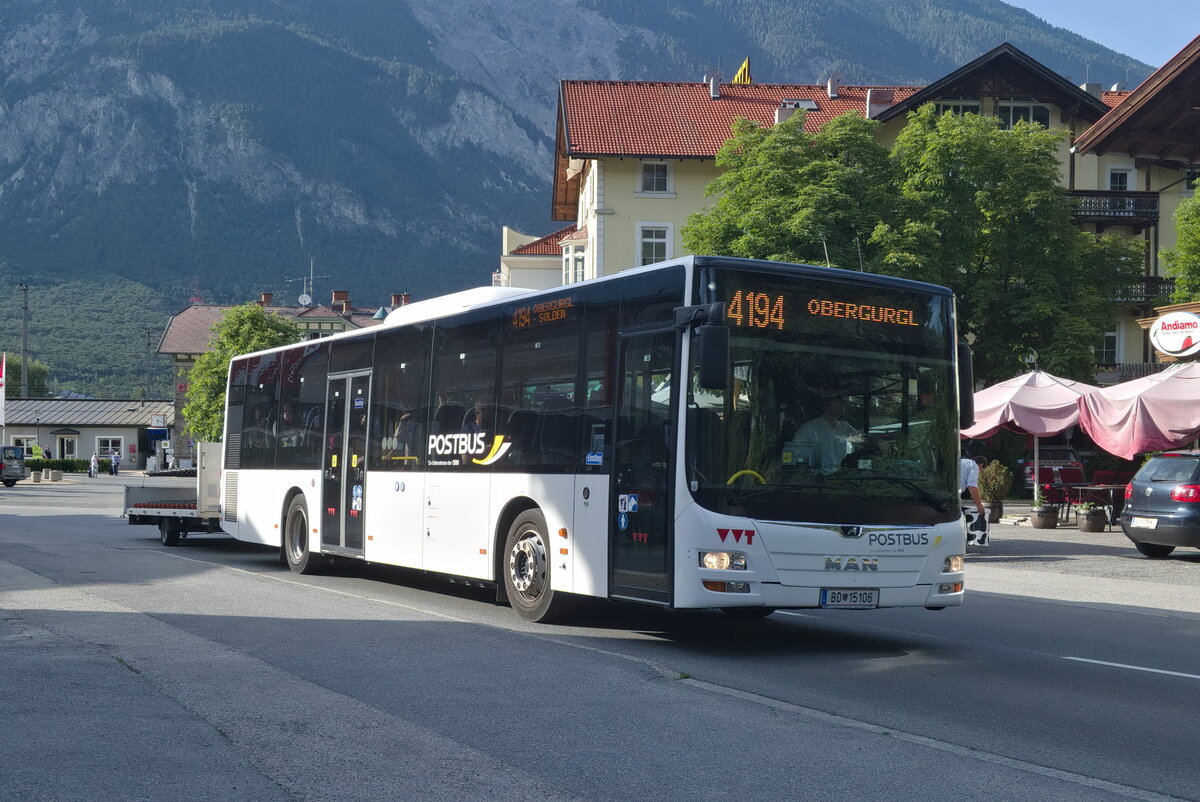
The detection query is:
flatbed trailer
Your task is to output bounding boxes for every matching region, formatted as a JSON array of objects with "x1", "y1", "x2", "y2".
[{"x1": 124, "y1": 443, "x2": 225, "y2": 545}]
